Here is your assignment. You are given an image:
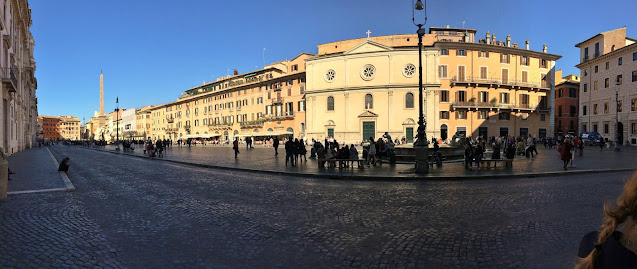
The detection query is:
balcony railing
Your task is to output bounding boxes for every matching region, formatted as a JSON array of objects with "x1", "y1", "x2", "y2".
[
  {"x1": 451, "y1": 102, "x2": 544, "y2": 111},
  {"x1": 271, "y1": 96, "x2": 284, "y2": 105},
  {"x1": 208, "y1": 122, "x2": 233, "y2": 127},
  {"x1": 166, "y1": 118, "x2": 174, "y2": 123},
  {"x1": 2, "y1": 67, "x2": 17, "y2": 92},
  {"x1": 264, "y1": 113, "x2": 294, "y2": 121},
  {"x1": 239, "y1": 119, "x2": 265, "y2": 128},
  {"x1": 450, "y1": 76, "x2": 550, "y2": 90}
]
